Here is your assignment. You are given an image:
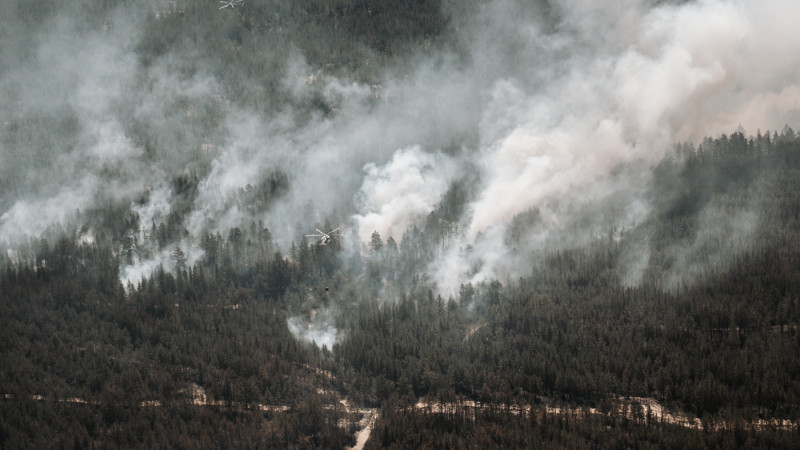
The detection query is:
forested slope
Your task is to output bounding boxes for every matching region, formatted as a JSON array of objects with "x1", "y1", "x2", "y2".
[
  {"x1": 3, "y1": 132, "x2": 800, "y2": 448},
  {"x1": 3, "y1": 0, "x2": 800, "y2": 448}
]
